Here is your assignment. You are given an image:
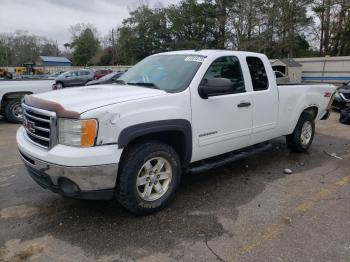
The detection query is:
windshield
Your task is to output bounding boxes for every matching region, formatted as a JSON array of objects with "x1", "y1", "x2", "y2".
[
  {"x1": 118, "y1": 54, "x2": 204, "y2": 92},
  {"x1": 99, "y1": 72, "x2": 119, "y2": 81}
]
